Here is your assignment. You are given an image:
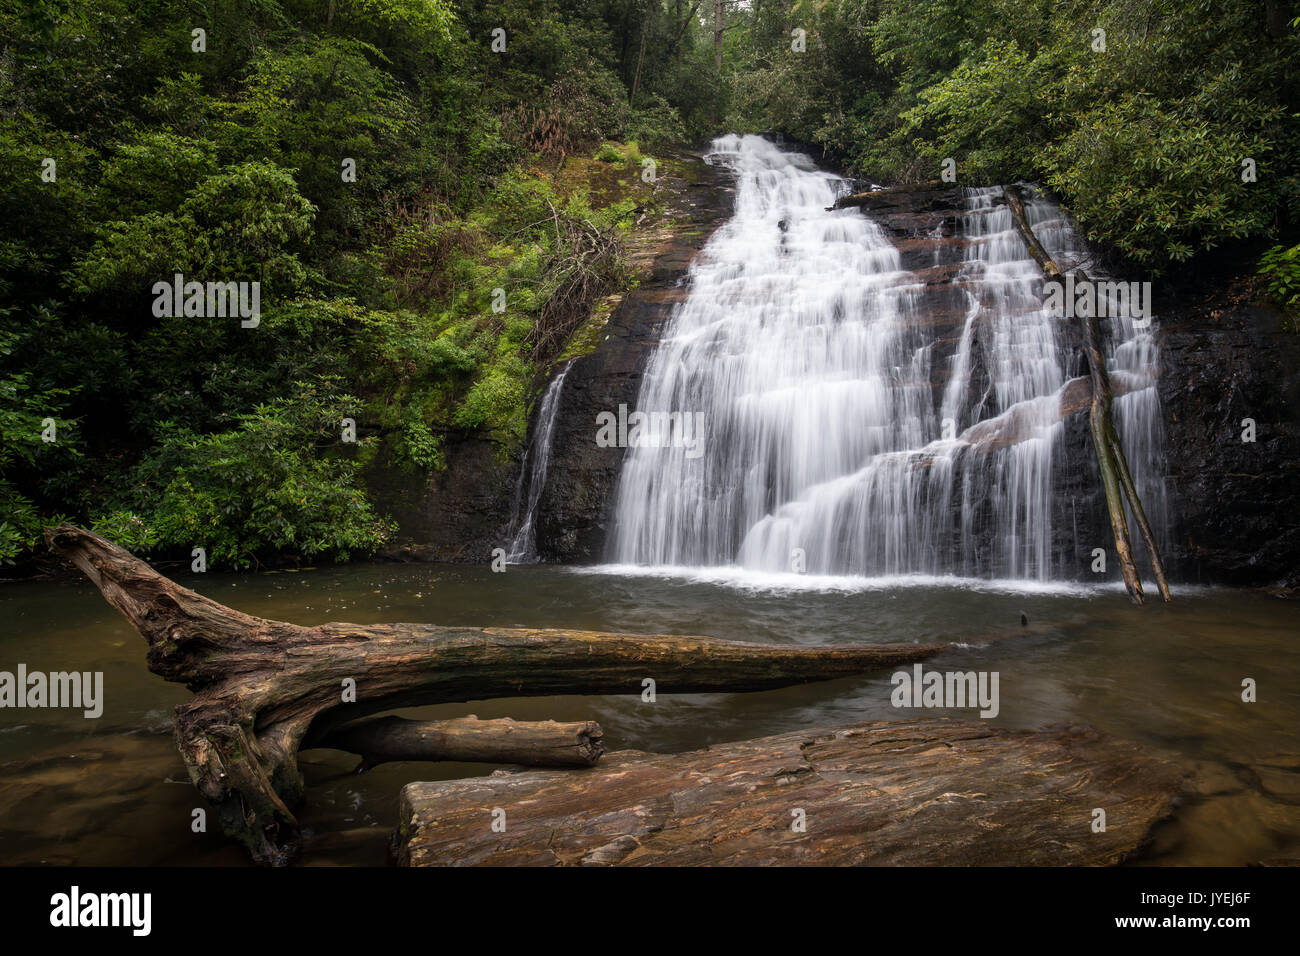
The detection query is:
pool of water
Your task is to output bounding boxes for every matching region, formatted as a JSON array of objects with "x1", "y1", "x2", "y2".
[{"x1": 1, "y1": 562, "x2": 1296, "y2": 865}]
